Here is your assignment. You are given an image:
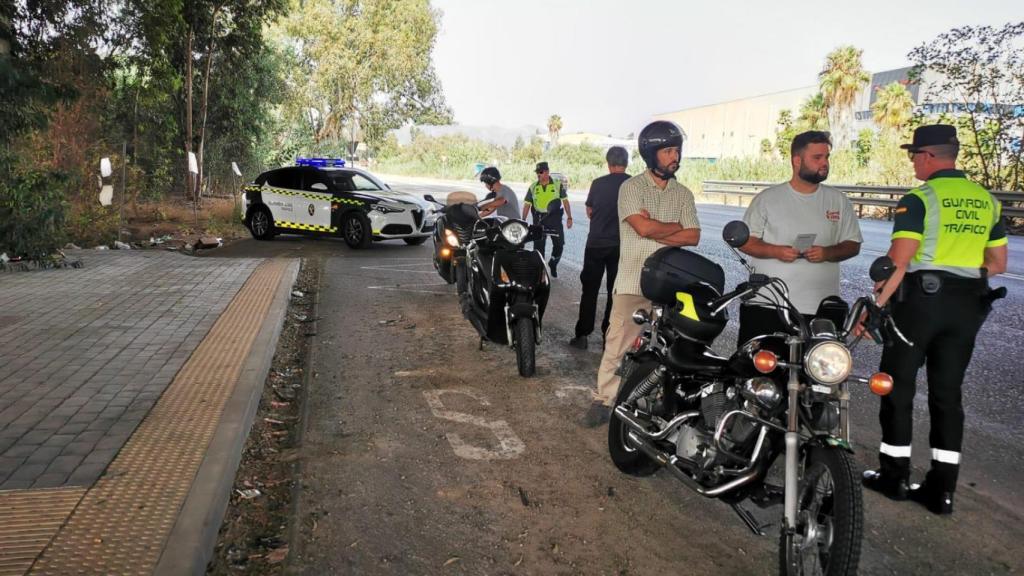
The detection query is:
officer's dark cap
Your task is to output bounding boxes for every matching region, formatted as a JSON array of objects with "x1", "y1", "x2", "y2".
[
  {"x1": 900, "y1": 124, "x2": 959, "y2": 151},
  {"x1": 535, "y1": 161, "x2": 550, "y2": 173}
]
